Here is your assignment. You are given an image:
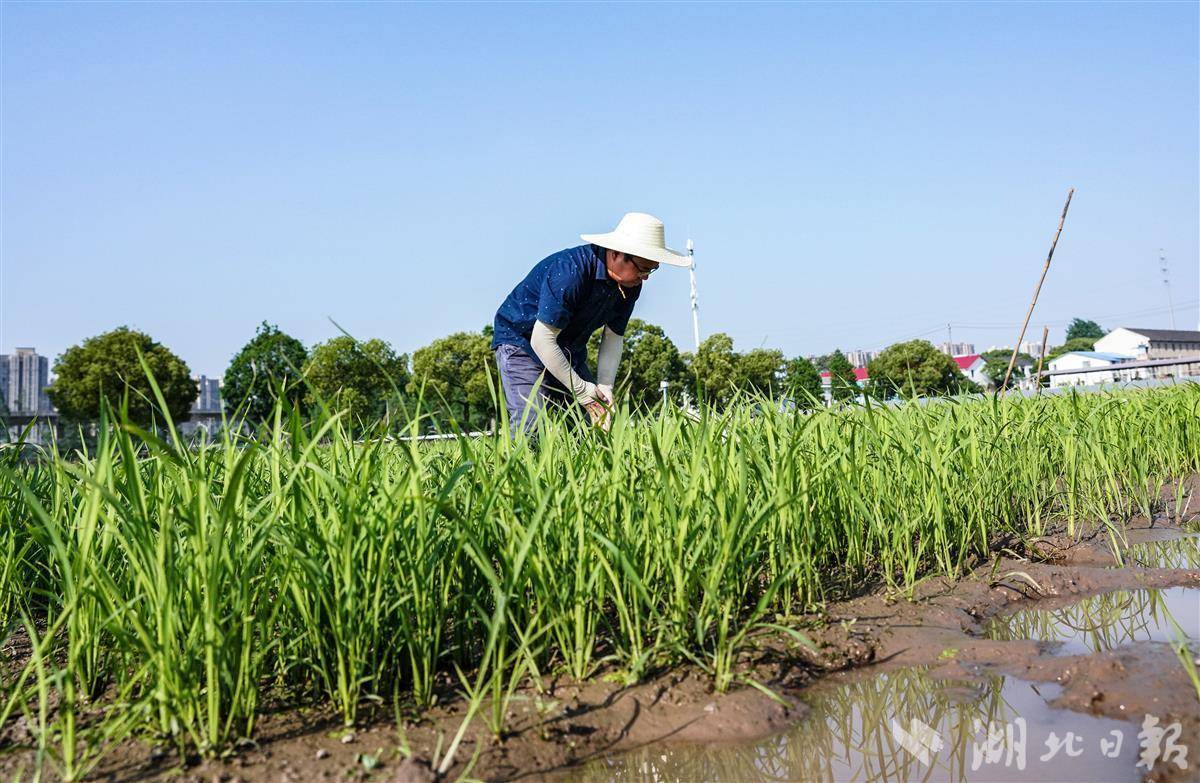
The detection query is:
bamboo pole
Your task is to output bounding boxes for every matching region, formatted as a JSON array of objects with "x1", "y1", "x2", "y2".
[
  {"x1": 1034, "y1": 325, "x2": 1050, "y2": 396},
  {"x1": 1000, "y1": 188, "x2": 1075, "y2": 396}
]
